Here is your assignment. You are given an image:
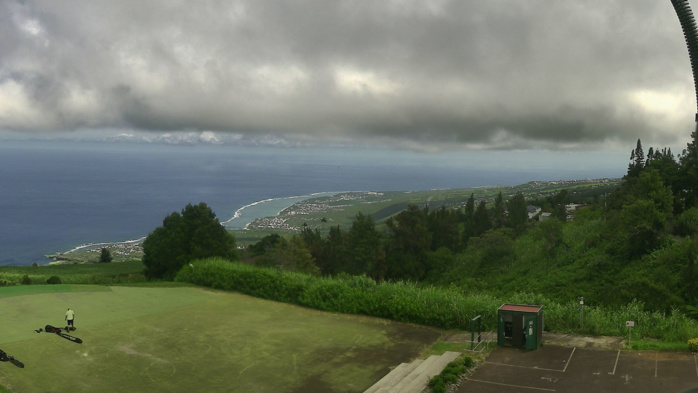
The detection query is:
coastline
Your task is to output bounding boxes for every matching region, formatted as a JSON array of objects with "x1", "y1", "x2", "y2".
[
  {"x1": 48, "y1": 238, "x2": 146, "y2": 264},
  {"x1": 50, "y1": 192, "x2": 346, "y2": 264},
  {"x1": 221, "y1": 191, "x2": 345, "y2": 229},
  {"x1": 59, "y1": 237, "x2": 146, "y2": 255}
]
